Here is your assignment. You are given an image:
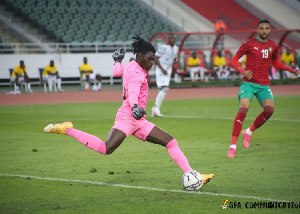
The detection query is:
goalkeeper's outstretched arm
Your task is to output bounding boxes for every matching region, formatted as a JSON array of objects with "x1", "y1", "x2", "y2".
[
  {"x1": 113, "y1": 62, "x2": 123, "y2": 77},
  {"x1": 112, "y1": 48, "x2": 126, "y2": 77}
]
